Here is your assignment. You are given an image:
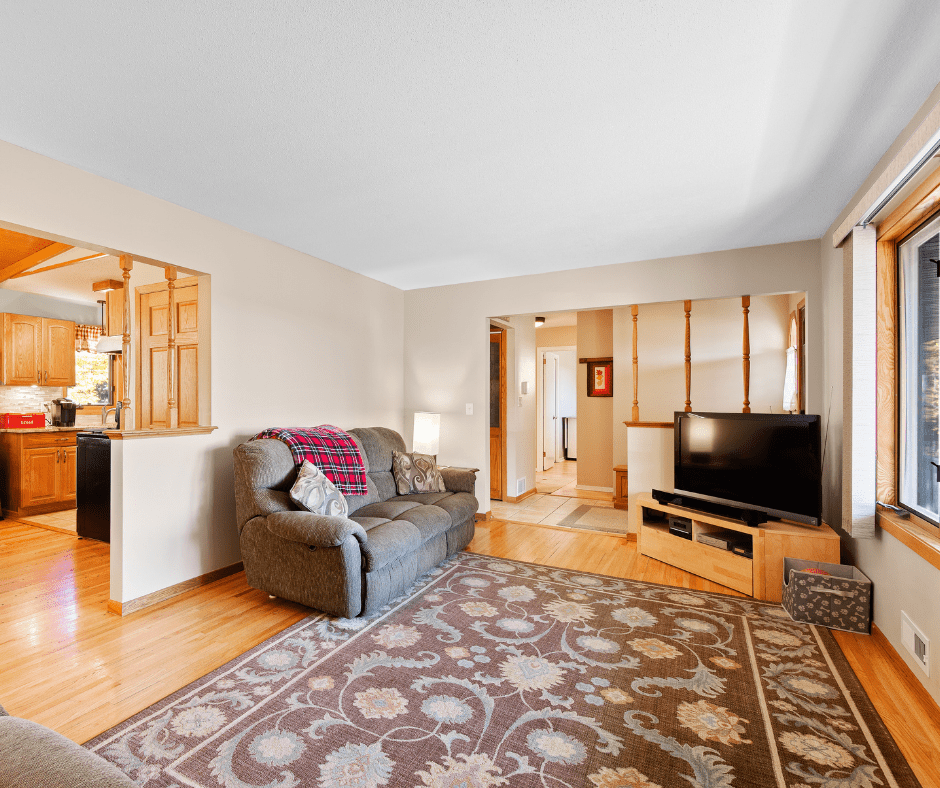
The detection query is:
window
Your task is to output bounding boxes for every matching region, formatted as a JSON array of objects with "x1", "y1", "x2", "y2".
[
  {"x1": 69, "y1": 351, "x2": 111, "y2": 406},
  {"x1": 898, "y1": 213, "x2": 940, "y2": 525}
]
